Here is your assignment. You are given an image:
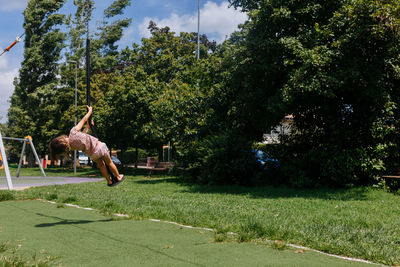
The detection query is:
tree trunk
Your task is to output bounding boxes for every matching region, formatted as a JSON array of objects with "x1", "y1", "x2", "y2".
[
  {"x1": 120, "y1": 148, "x2": 126, "y2": 167},
  {"x1": 158, "y1": 144, "x2": 163, "y2": 162},
  {"x1": 28, "y1": 148, "x2": 35, "y2": 167}
]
